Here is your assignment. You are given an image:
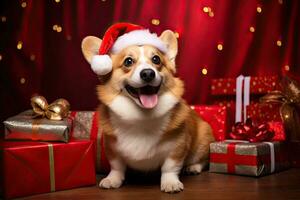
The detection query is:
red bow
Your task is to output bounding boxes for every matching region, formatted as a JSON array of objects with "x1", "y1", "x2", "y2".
[{"x1": 230, "y1": 118, "x2": 275, "y2": 142}]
